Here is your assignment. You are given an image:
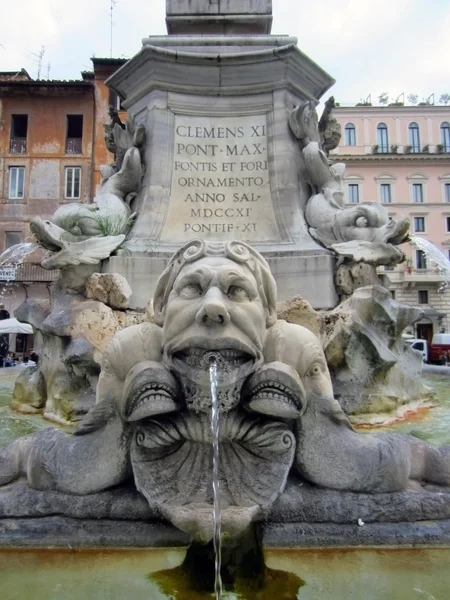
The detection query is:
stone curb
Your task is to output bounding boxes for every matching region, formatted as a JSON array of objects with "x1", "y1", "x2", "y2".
[{"x1": 1, "y1": 516, "x2": 450, "y2": 549}]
